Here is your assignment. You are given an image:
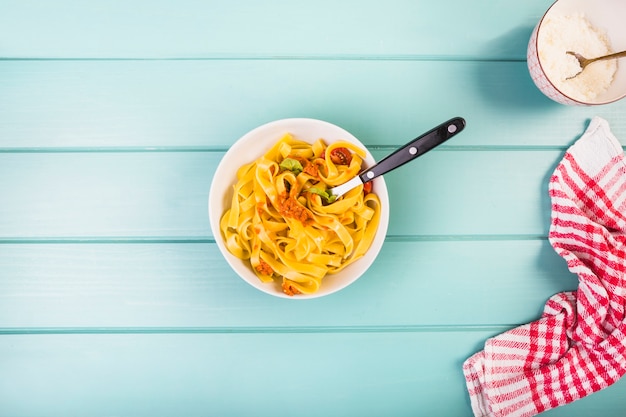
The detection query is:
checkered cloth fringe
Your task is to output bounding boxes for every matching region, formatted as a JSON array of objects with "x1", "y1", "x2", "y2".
[{"x1": 463, "y1": 117, "x2": 626, "y2": 417}]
